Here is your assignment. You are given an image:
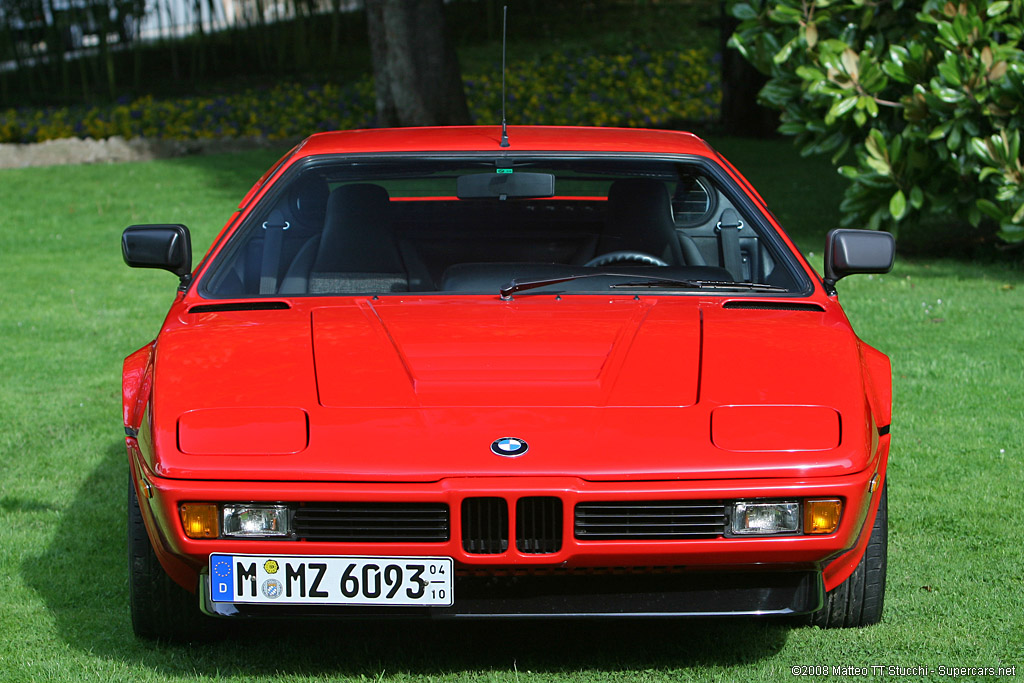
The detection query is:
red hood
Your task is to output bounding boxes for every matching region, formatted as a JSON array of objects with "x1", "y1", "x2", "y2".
[
  {"x1": 310, "y1": 299, "x2": 699, "y2": 408},
  {"x1": 147, "y1": 297, "x2": 877, "y2": 481}
]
